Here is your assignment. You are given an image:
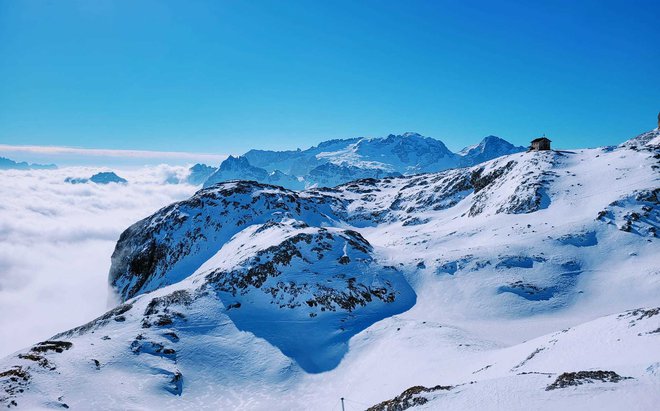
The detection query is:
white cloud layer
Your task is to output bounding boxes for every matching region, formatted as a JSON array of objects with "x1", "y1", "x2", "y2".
[{"x1": 0, "y1": 166, "x2": 198, "y2": 357}]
